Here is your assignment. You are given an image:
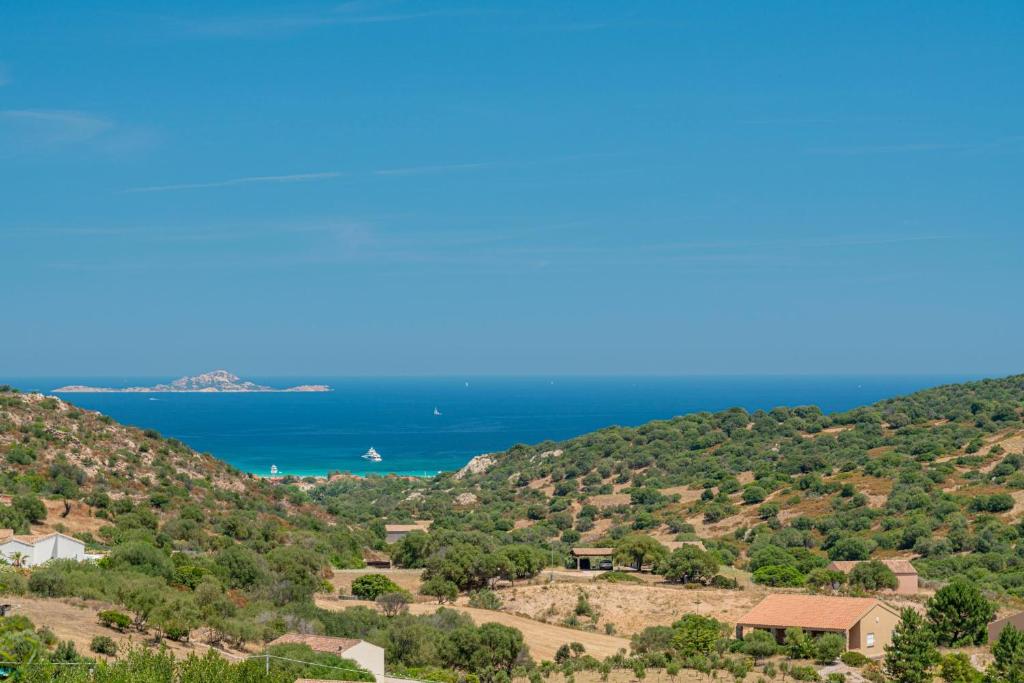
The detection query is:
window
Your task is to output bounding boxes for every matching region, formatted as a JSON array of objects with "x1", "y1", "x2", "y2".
[{"x1": 866, "y1": 633, "x2": 875, "y2": 648}]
